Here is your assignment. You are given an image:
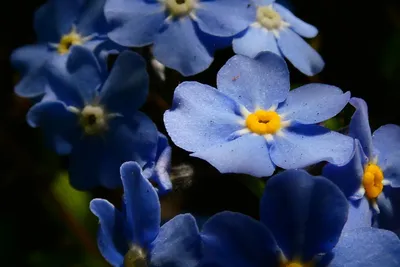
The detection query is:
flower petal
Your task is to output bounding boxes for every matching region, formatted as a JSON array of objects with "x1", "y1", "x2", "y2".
[
  {"x1": 377, "y1": 187, "x2": 400, "y2": 233},
  {"x1": 274, "y1": 4, "x2": 318, "y2": 38},
  {"x1": 327, "y1": 228, "x2": 400, "y2": 267},
  {"x1": 217, "y1": 52, "x2": 290, "y2": 111},
  {"x1": 195, "y1": 0, "x2": 254, "y2": 37},
  {"x1": 277, "y1": 28, "x2": 324, "y2": 76},
  {"x1": 380, "y1": 151, "x2": 400, "y2": 188},
  {"x1": 372, "y1": 124, "x2": 400, "y2": 160},
  {"x1": 150, "y1": 214, "x2": 202, "y2": 267},
  {"x1": 76, "y1": 0, "x2": 109, "y2": 36},
  {"x1": 34, "y1": 2, "x2": 59, "y2": 42},
  {"x1": 260, "y1": 169, "x2": 348, "y2": 261},
  {"x1": 192, "y1": 134, "x2": 275, "y2": 177},
  {"x1": 342, "y1": 198, "x2": 373, "y2": 232},
  {"x1": 201, "y1": 211, "x2": 279, "y2": 267},
  {"x1": 270, "y1": 124, "x2": 354, "y2": 169},
  {"x1": 105, "y1": 0, "x2": 165, "y2": 46},
  {"x1": 164, "y1": 81, "x2": 242, "y2": 152},
  {"x1": 150, "y1": 133, "x2": 173, "y2": 195},
  {"x1": 153, "y1": 17, "x2": 213, "y2": 76},
  {"x1": 100, "y1": 51, "x2": 148, "y2": 115},
  {"x1": 233, "y1": 26, "x2": 280, "y2": 58},
  {"x1": 276, "y1": 83, "x2": 350, "y2": 124}
]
